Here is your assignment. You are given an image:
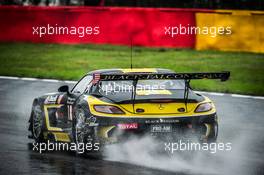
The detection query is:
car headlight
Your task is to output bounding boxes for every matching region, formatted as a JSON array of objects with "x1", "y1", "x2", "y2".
[
  {"x1": 195, "y1": 103, "x2": 213, "y2": 113},
  {"x1": 93, "y1": 105, "x2": 125, "y2": 114}
]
